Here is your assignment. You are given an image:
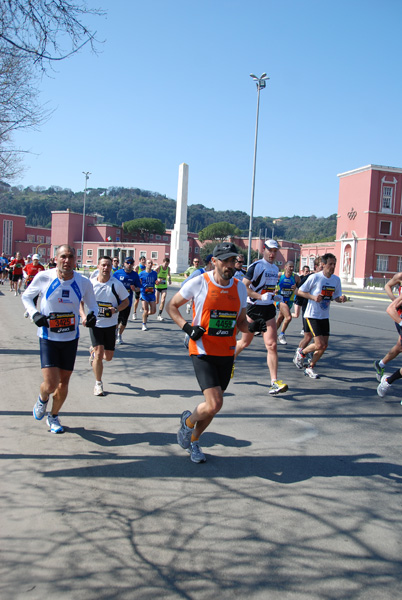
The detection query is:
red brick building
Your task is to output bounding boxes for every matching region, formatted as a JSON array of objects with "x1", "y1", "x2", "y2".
[{"x1": 0, "y1": 212, "x2": 51, "y2": 259}]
